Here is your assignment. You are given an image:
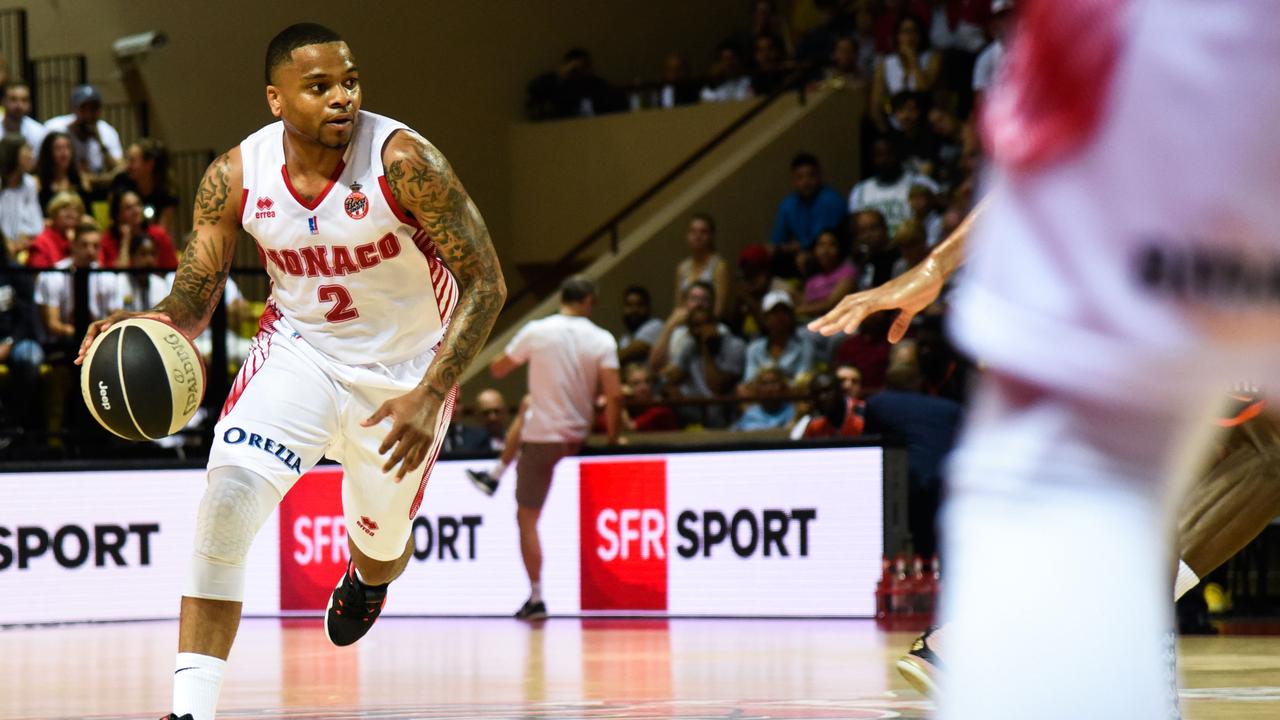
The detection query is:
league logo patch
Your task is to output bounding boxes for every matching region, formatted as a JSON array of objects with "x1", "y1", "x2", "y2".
[{"x1": 344, "y1": 182, "x2": 369, "y2": 220}]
